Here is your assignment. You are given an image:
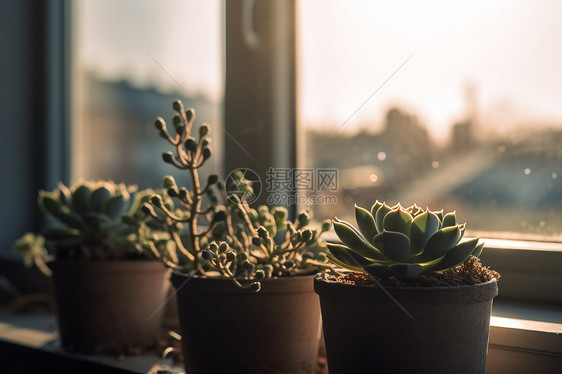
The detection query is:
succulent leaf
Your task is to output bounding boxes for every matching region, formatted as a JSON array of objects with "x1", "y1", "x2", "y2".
[
  {"x1": 103, "y1": 195, "x2": 129, "y2": 220},
  {"x1": 409, "y1": 210, "x2": 440, "y2": 256},
  {"x1": 374, "y1": 203, "x2": 393, "y2": 233},
  {"x1": 472, "y1": 242, "x2": 484, "y2": 258},
  {"x1": 425, "y1": 237, "x2": 480, "y2": 272},
  {"x1": 370, "y1": 200, "x2": 383, "y2": 219},
  {"x1": 71, "y1": 185, "x2": 91, "y2": 214},
  {"x1": 354, "y1": 205, "x2": 378, "y2": 243},
  {"x1": 38, "y1": 193, "x2": 62, "y2": 218},
  {"x1": 372, "y1": 230, "x2": 410, "y2": 262},
  {"x1": 327, "y1": 243, "x2": 373, "y2": 269},
  {"x1": 89, "y1": 185, "x2": 113, "y2": 212},
  {"x1": 442, "y1": 212, "x2": 457, "y2": 228},
  {"x1": 332, "y1": 219, "x2": 387, "y2": 261},
  {"x1": 416, "y1": 225, "x2": 461, "y2": 262},
  {"x1": 382, "y1": 207, "x2": 413, "y2": 236}
]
